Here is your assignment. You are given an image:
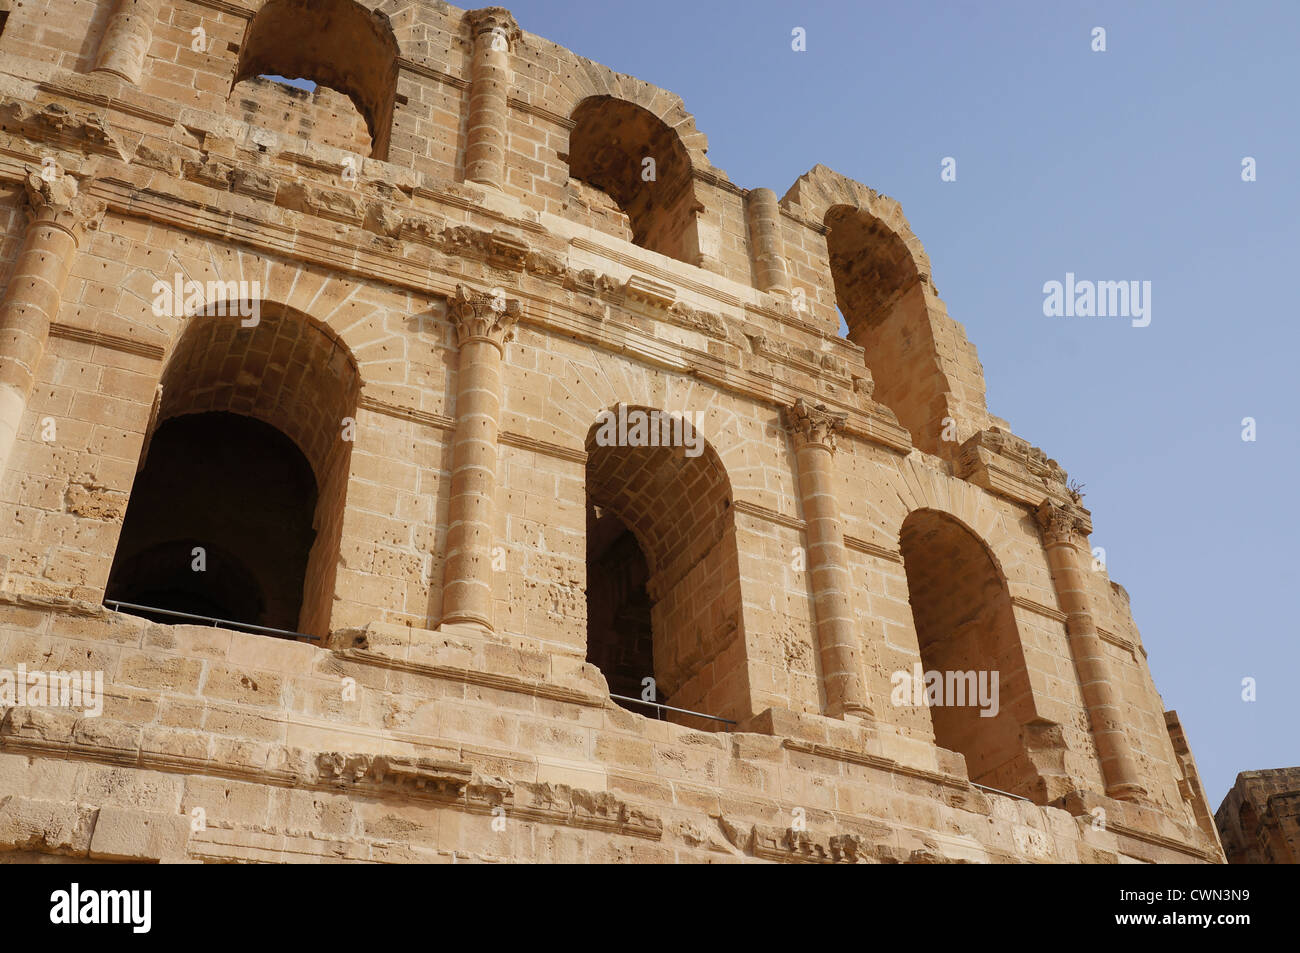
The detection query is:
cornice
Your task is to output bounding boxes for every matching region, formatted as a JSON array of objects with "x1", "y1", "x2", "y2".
[
  {"x1": 0, "y1": 717, "x2": 663, "y2": 842},
  {"x1": 0, "y1": 147, "x2": 912, "y2": 454}
]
